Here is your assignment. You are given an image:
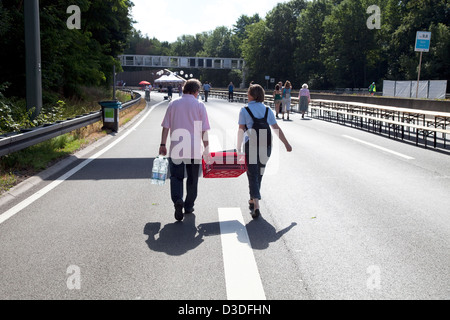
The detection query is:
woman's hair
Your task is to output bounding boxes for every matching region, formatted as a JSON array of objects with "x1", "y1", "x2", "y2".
[
  {"x1": 275, "y1": 84, "x2": 280, "y2": 90},
  {"x1": 302, "y1": 83, "x2": 308, "y2": 89},
  {"x1": 284, "y1": 81, "x2": 291, "y2": 89},
  {"x1": 248, "y1": 84, "x2": 265, "y2": 103},
  {"x1": 183, "y1": 79, "x2": 202, "y2": 94}
]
